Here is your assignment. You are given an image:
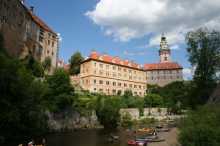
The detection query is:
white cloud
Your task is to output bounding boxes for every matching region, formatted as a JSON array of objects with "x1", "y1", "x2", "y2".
[
  {"x1": 57, "y1": 33, "x2": 63, "y2": 42},
  {"x1": 183, "y1": 68, "x2": 194, "y2": 80},
  {"x1": 86, "y1": 0, "x2": 220, "y2": 45},
  {"x1": 123, "y1": 50, "x2": 146, "y2": 56}
]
